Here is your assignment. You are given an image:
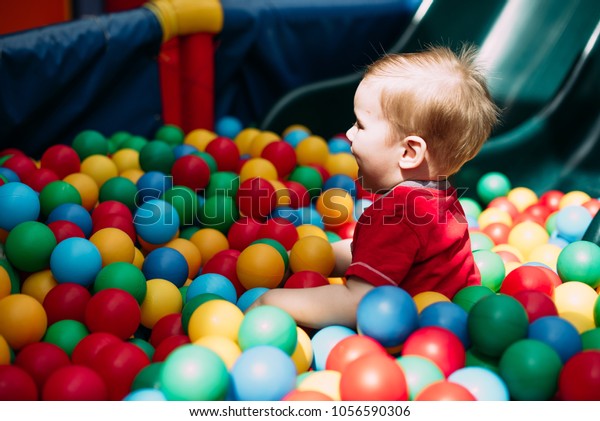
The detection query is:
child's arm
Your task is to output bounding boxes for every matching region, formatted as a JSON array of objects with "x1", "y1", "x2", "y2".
[
  {"x1": 248, "y1": 276, "x2": 373, "y2": 330},
  {"x1": 331, "y1": 238, "x2": 352, "y2": 277}
]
